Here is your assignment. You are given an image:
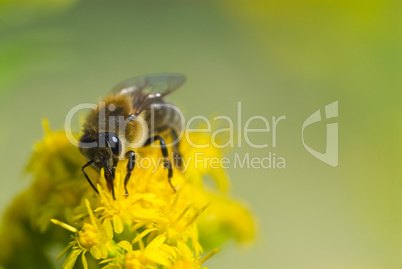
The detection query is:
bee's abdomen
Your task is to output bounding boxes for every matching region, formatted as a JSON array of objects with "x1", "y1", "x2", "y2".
[{"x1": 144, "y1": 100, "x2": 183, "y2": 136}]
